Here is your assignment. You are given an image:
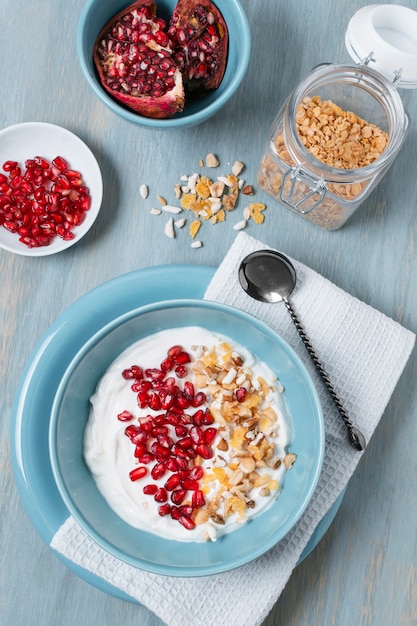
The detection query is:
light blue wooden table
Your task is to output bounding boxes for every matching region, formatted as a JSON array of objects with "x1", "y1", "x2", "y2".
[{"x1": 2, "y1": 1, "x2": 417, "y2": 624}]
